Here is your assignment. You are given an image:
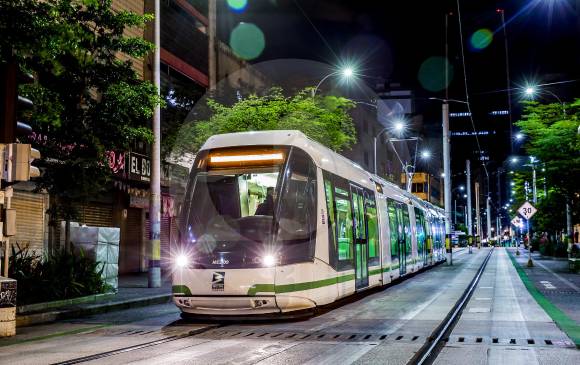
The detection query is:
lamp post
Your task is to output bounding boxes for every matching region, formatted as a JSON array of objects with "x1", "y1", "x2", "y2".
[
  {"x1": 373, "y1": 118, "x2": 406, "y2": 176},
  {"x1": 429, "y1": 97, "x2": 469, "y2": 266},
  {"x1": 522, "y1": 86, "x2": 572, "y2": 242},
  {"x1": 311, "y1": 67, "x2": 354, "y2": 97}
]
